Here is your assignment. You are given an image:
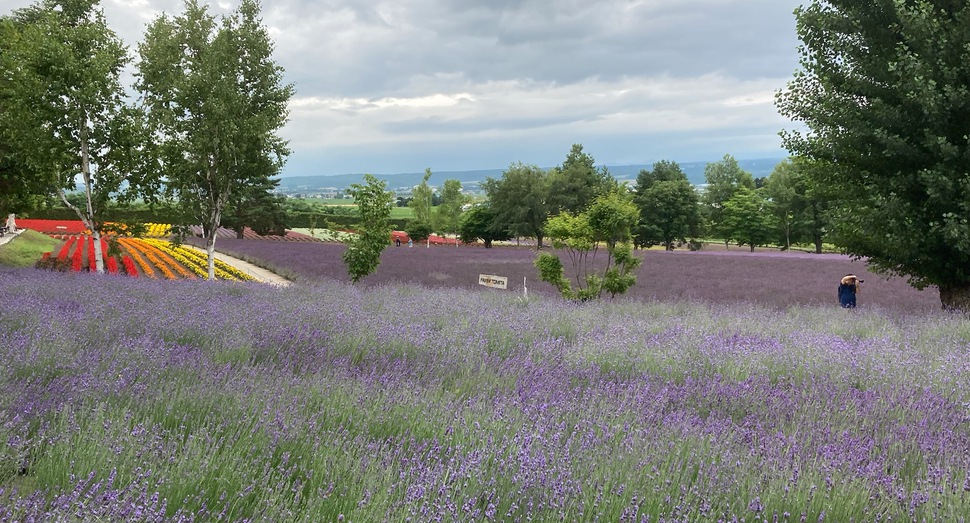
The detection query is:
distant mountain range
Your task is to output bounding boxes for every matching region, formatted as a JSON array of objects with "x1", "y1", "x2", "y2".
[{"x1": 276, "y1": 157, "x2": 787, "y2": 193}]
